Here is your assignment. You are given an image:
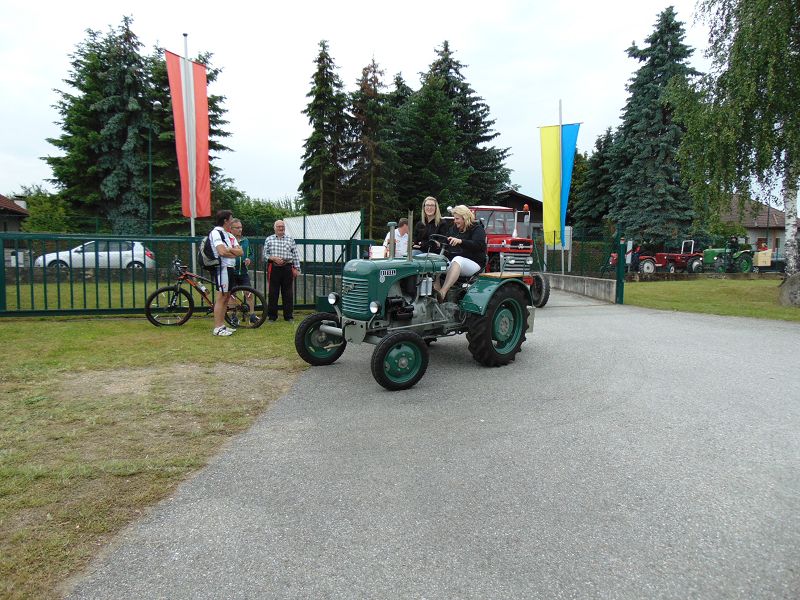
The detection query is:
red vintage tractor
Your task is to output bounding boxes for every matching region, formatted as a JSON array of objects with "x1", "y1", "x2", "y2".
[
  {"x1": 467, "y1": 205, "x2": 550, "y2": 307},
  {"x1": 637, "y1": 240, "x2": 704, "y2": 274}
]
